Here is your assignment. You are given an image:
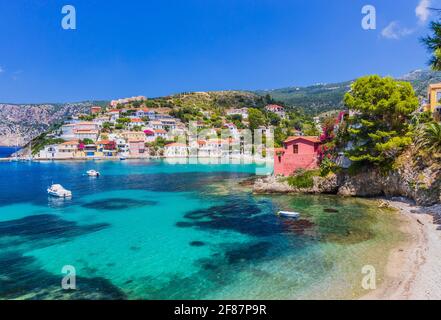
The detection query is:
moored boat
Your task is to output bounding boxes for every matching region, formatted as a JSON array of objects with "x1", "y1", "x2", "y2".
[
  {"x1": 47, "y1": 184, "x2": 72, "y2": 198},
  {"x1": 277, "y1": 211, "x2": 300, "y2": 219},
  {"x1": 87, "y1": 170, "x2": 100, "y2": 177}
]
